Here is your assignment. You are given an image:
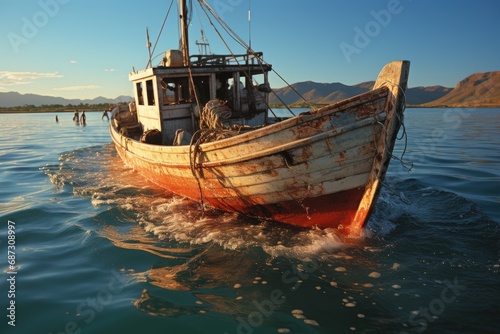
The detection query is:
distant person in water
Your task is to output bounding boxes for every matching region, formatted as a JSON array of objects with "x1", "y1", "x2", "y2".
[
  {"x1": 81, "y1": 111, "x2": 86, "y2": 124},
  {"x1": 73, "y1": 109, "x2": 79, "y2": 122},
  {"x1": 55, "y1": 115, "x2": 59, "y2": 122},
  {"x1": 102, "y1": 108, "x2": 109, "y2": 120}
]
